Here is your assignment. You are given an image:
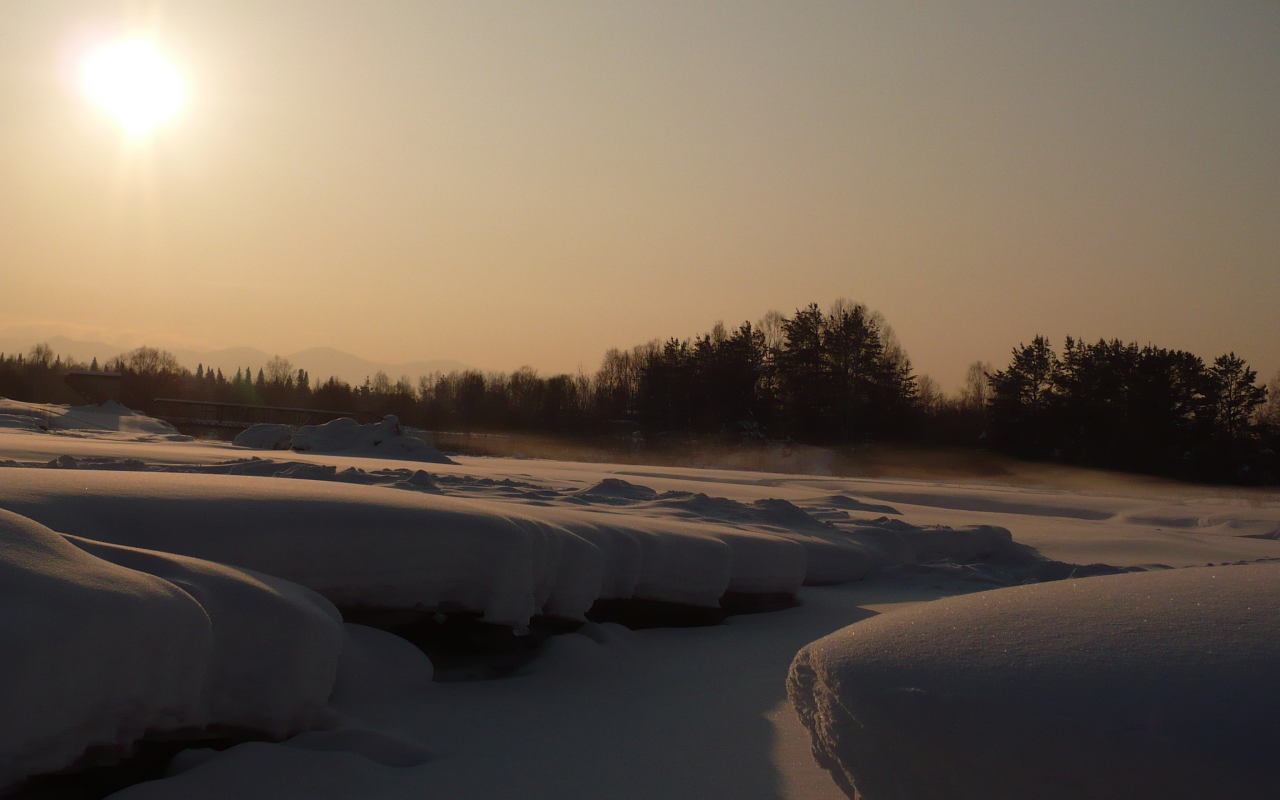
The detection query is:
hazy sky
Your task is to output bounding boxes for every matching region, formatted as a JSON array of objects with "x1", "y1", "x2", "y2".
[{"x1": 1, "y1": 1, "x2": 1276, "y2": 390}]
